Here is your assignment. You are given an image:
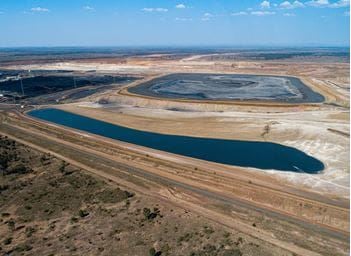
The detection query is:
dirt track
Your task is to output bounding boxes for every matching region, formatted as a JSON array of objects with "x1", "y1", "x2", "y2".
[
  {"x1": 0, "y1": 108, "x2": 349, "y2": 256},
  {"x1": 2, "y1": 55, "x2": 349, "y2": 255}
]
